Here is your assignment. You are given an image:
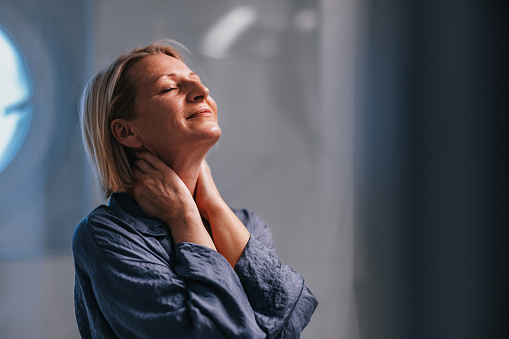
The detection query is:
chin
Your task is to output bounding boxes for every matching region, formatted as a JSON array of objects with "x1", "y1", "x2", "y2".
[
  {"x1": 210, "y1": 125, "x2": 221, "y2": 139},
  {"x1": 203, "y1": 123, "x2": 221, "y2": 140},
  {"x1": 191, "y1": 126, "x2": 221, "y2": 148}
]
